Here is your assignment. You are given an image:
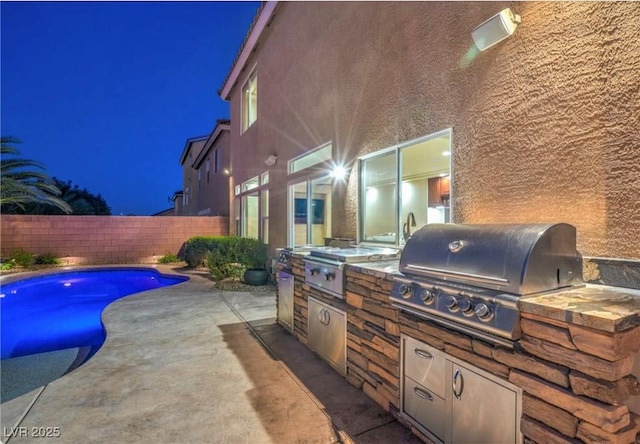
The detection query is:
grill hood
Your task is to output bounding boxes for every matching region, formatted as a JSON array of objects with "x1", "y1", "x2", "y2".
[{"x1": 400, "y1": 223, "x2": 582, "y2": 295}]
